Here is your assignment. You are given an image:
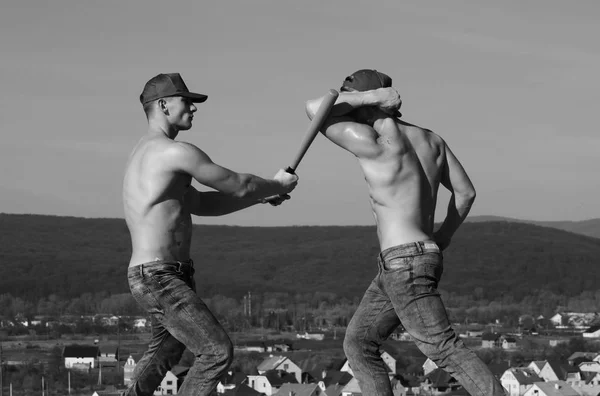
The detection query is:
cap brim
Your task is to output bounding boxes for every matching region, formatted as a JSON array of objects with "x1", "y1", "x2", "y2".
[{"x1": 181, "y1": 92, "x2": 208, "y2": 103}]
